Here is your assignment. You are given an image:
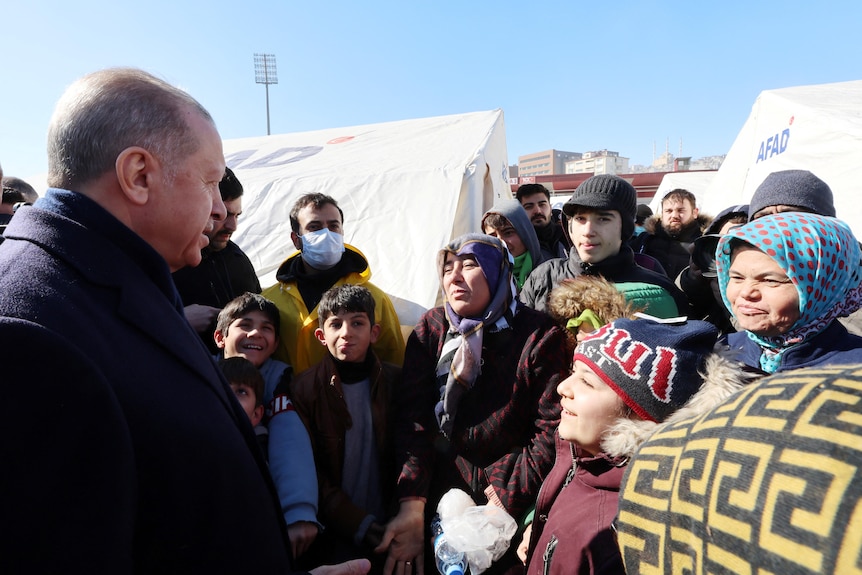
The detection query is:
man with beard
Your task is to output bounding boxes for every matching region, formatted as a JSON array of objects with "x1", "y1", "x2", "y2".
[
  {"x1": 517, "y1": 183, "x2": 569, "y2": 260},
  {"x1": 173, "y1": 166, "x2": 262, "y2": 351},
  {"x1": 632, "y1": 188, "x2": 710, "y2": 282}
]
